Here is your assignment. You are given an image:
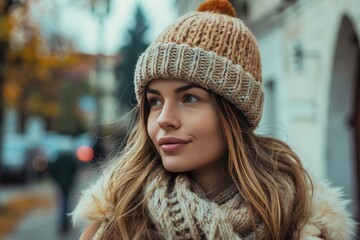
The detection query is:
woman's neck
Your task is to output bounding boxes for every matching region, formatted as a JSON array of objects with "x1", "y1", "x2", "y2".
[{"x1": 189, "y1": 160, "x2": 231, "y2": 198}]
